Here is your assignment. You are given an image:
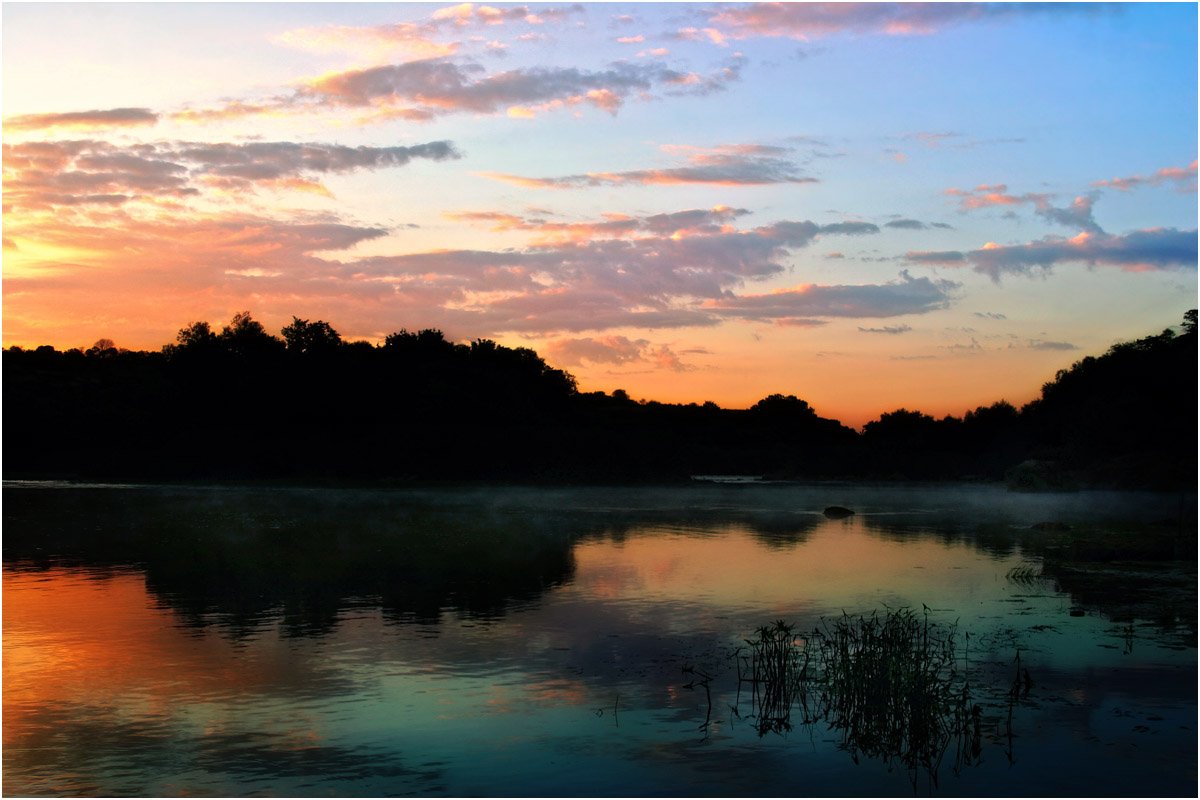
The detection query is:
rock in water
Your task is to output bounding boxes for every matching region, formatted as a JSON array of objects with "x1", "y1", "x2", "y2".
[{"x1": 824, "y1": 506, "x2": 854, "y2": 519}]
